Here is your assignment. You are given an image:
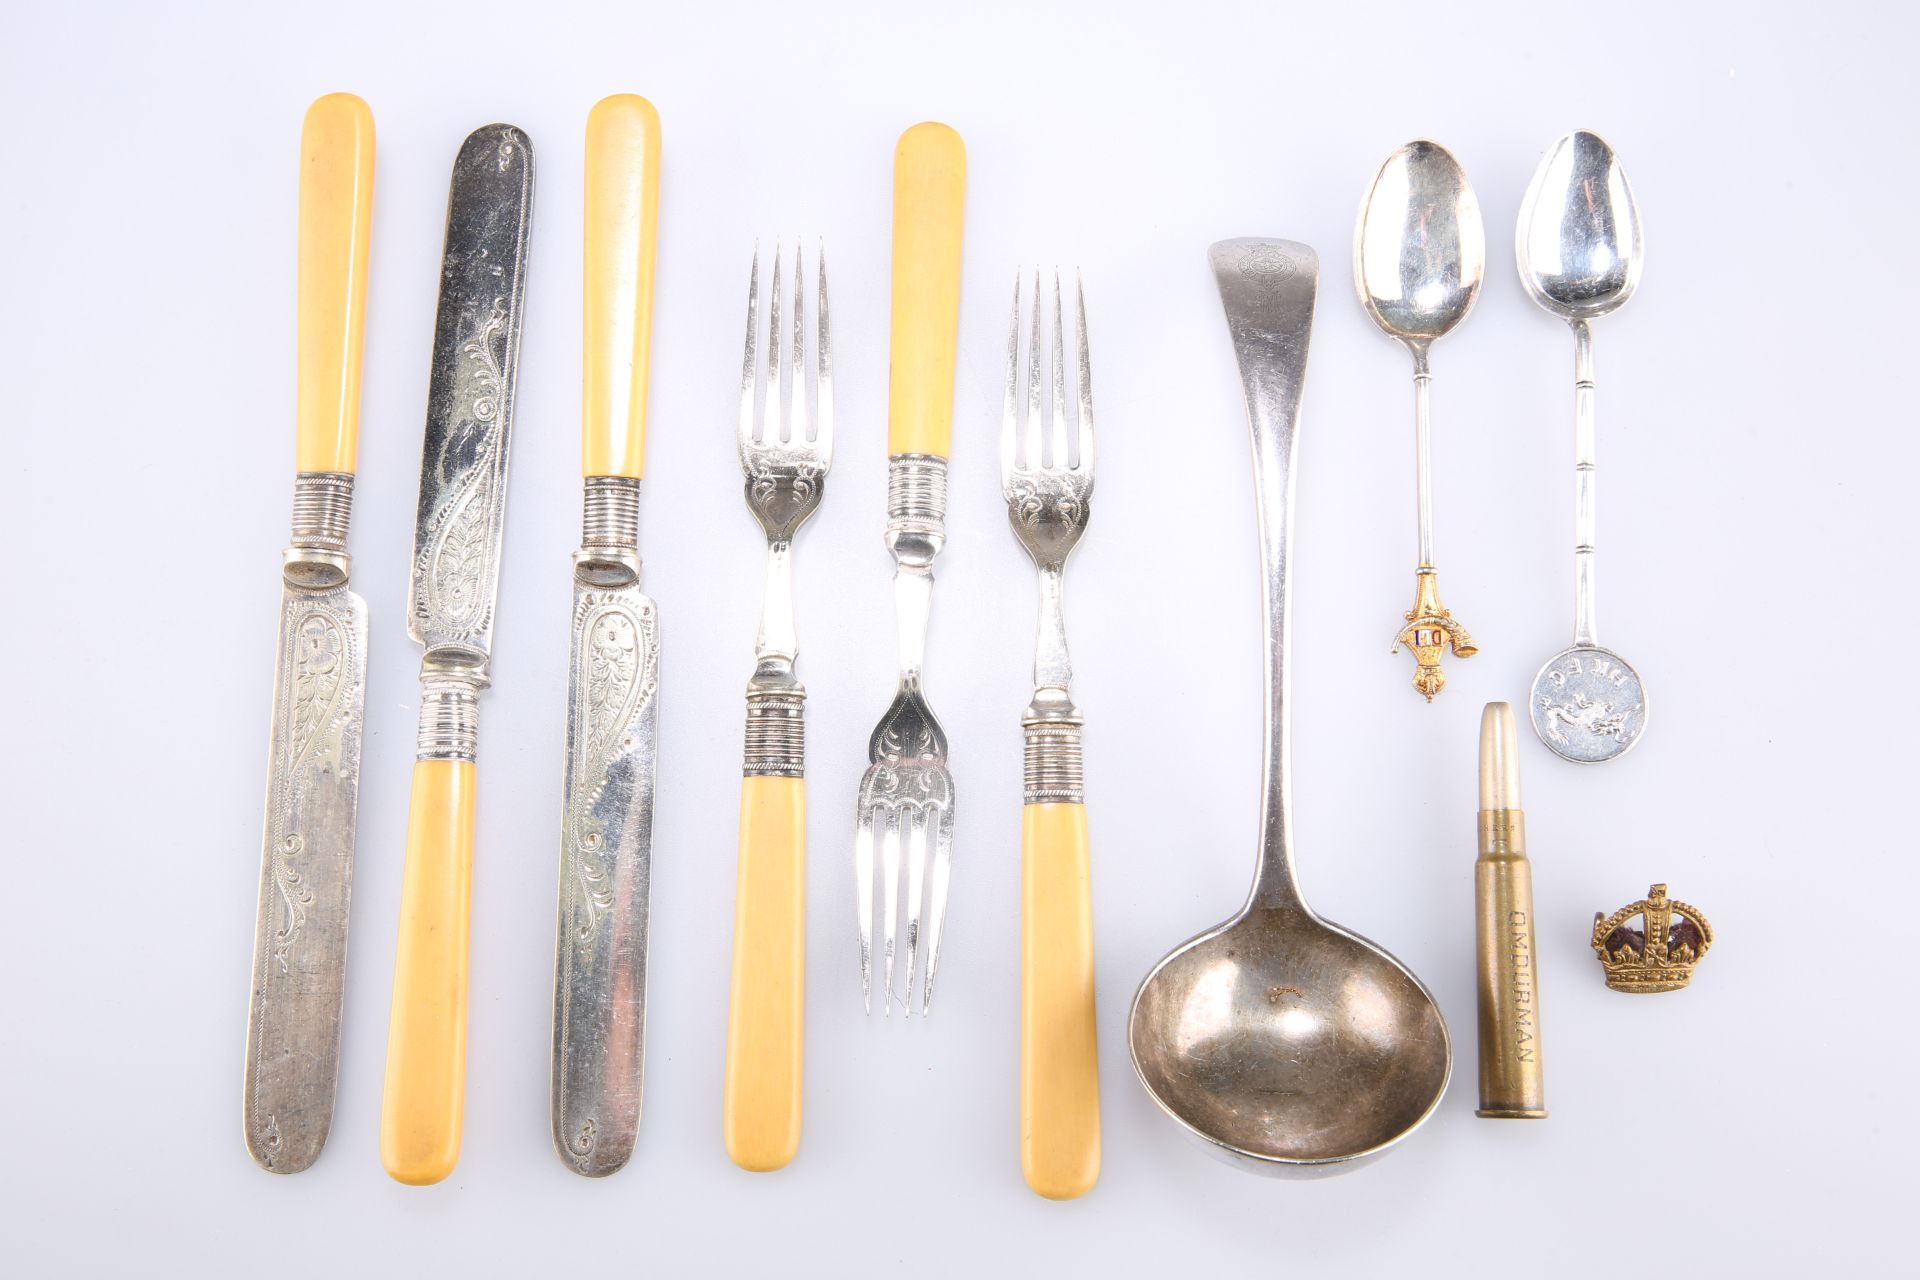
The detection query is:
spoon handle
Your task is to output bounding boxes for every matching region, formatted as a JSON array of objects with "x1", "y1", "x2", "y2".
[
  {"x1": 1571, "y1": 320, "x2": 1599, "y2": 647},
  {"x1": 1392, "y1": 352, "x2": 1477, "y2": 701},
  {"x1": 1414, "y1": 354, "x2": 1435, "y2": 569},
  {"x1": 1209, "y1": 239, "x2": 1318, "y2": 913}
]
